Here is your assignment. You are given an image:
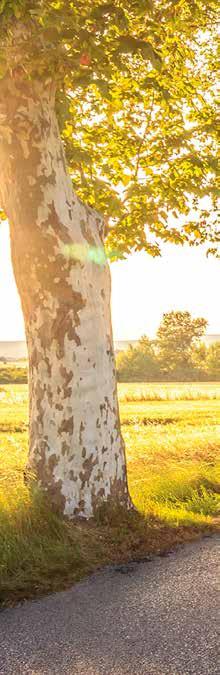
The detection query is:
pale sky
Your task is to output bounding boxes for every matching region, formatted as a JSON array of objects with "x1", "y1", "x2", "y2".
[{"x1": 0, "y1": 221, "x2": 219, "y2": 341}]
